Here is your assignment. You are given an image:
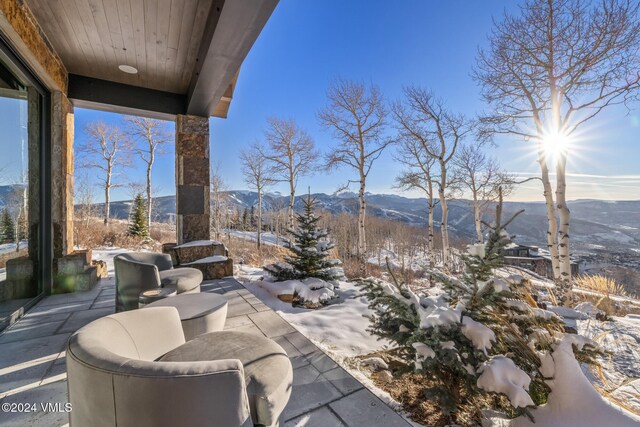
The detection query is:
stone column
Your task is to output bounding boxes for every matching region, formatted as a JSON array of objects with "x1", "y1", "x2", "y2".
[
  {"x1": 51, "y1": 91, "x2": 74, "y2": 259},
  {"x1": 175, "y1": 115, "x2": 210, "y2": 244}
]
